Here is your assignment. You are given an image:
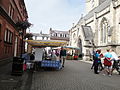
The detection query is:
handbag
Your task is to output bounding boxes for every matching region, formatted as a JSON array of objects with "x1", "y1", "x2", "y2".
[{"x1": 104, "y1": 58, "x2": 112, "y2": 66}]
